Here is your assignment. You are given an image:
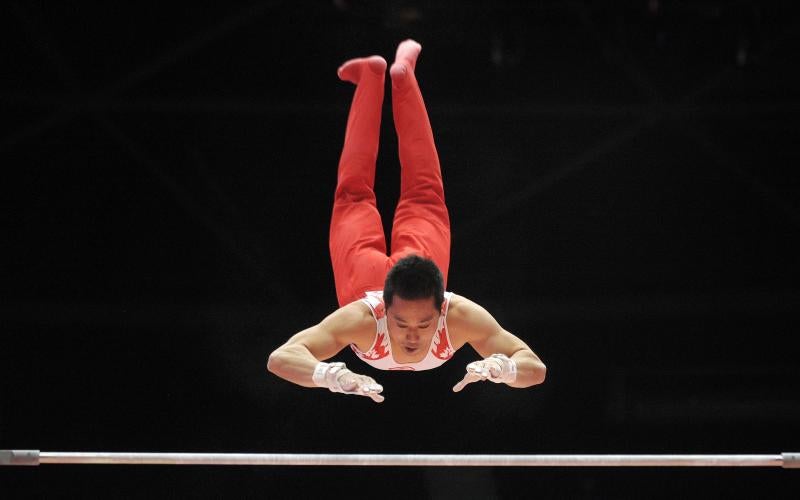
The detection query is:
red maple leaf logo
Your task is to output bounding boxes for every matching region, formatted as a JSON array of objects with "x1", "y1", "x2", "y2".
[
  {"x1": 361, "y1": 332, "x2": 390, "y2": 360},
  {"x1": 431, "y1": 327, "x2": 454, "y2": 360}
]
